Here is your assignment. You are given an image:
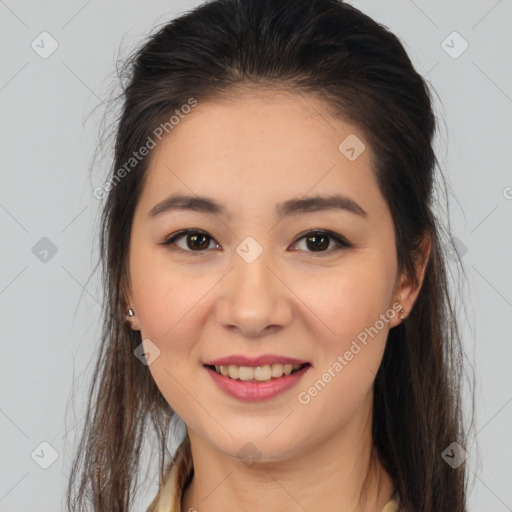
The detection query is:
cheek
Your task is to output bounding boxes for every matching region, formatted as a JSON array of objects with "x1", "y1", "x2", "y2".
[
  {"x1": 130, "y1": 254, "x2": 208, "y2": 418},
  {"x1": 129, "y1": 242, "x2": 206, "y2": 340},
  {"x1": 294, "y1": 271, "x2": 394, "y2": 424},
  {"x1": 291, "y1": 258, "x2": 397, "y2": 420},
  {"x1": 292, "y1": 258, "x2": 396, "y2": 349}
]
